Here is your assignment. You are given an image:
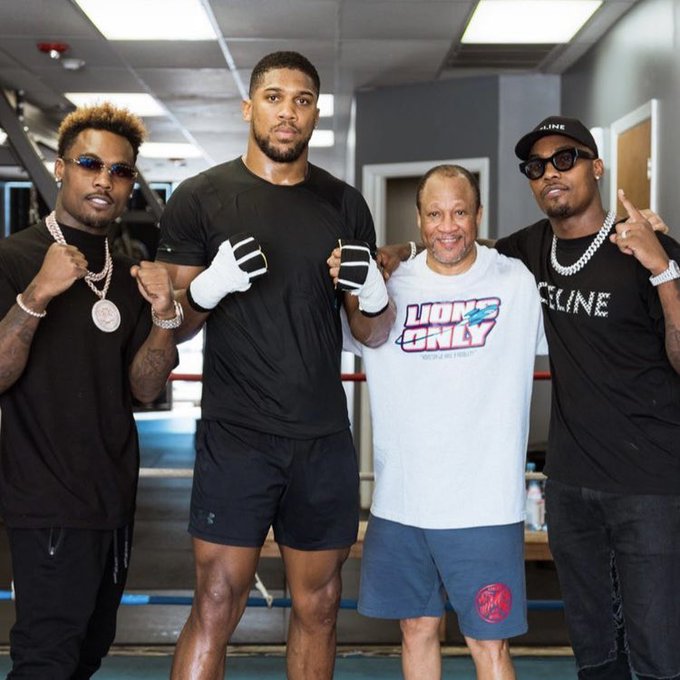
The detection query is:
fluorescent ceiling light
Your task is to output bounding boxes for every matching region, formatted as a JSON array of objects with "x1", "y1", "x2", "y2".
[
  {"x1": 0, "y1": 128, "x2": 6, "y2": 145},
  {"x1": 74, "y1": 0, "x2": 217, "y2": 40},
  {"x1": 310, "y1": 130, "x2": 334, "y2": 148},
  {"x1": 139, "y1": 142, "x2": 203, "y2": 159},
  {"x1": 65, "y1": 93, "x2": 166, "y2": 117},
  {"x1": 462, "y1": 0, "x2": 602, "y2": 44},
  {"x1": 318, "y1": 94, "x2": 334, "y2": 118}
]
